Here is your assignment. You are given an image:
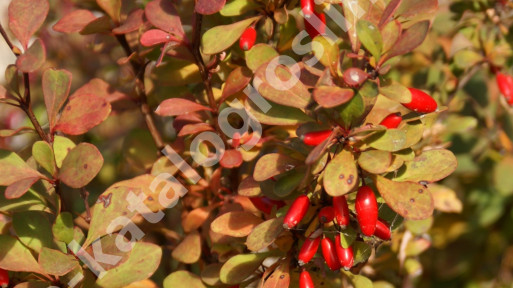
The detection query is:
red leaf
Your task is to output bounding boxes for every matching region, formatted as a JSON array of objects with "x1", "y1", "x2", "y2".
[
  {"x1": 53, "y1": 9, "x2": 97, "y2": 33},
  {"x1": 220, "y1": 67, "x2": 252, "y2": 102},
  {"x1": 5, "y1": 177, "x2": 40, "y2": 199},
  {"x1": 178, "y1": 123, "x2": 214, "y2": 137},
  {"x1": 8, "y1": 0, "x2": 49, "y2": 49},
  {"x1": 145, "y1": 0, "x2": 185, "y2": 37},
  {"x1": 220, "y1": 149, "x2": 243, "y2": 168},
  {"x1": 140, "y1": 29, "x2": 179, "y2": 47},
  {"x1": 195, "y1": 0, "x2": 226, "y2": 15},
  {"x1": 113, "y1": 9, "x2": 145, "y2": 35},
  {"x1": 155, "y1": 98, "x2": 213, "y2": 116},
  {"x1": 15, "y1": 39, "x2": 46, "y2": 73},
  {"x1": 54, "y1": 94, "x2": 112, "y2": 135},
  {"x1": 71, "y1": 78, "x2": 129, "y2": 103},
  {"x1": 313, "y1": 86, "x2": 354, "y2": 108}
]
